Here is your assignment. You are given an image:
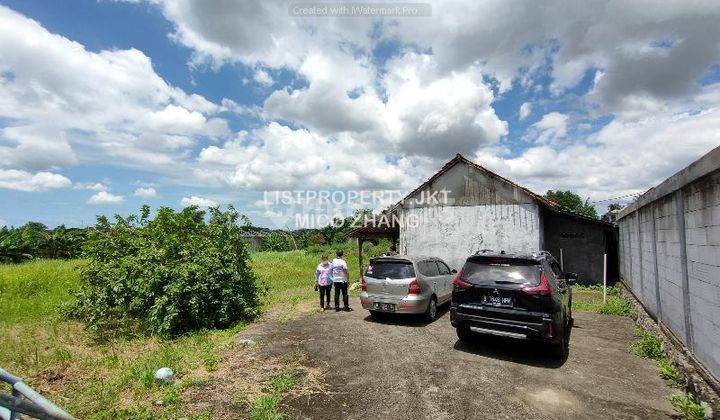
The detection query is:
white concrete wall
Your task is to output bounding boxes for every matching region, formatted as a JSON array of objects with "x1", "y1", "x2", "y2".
[
  {"x1": 398, "y1": 204, "x2": 541, "y2": 270},
  {"x1": 619, "y1": 168, "x2": 720, "y2": 381}
]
